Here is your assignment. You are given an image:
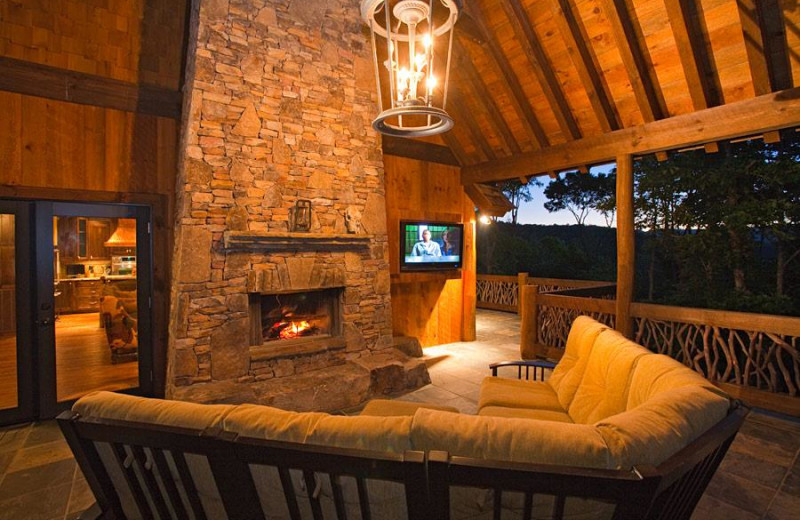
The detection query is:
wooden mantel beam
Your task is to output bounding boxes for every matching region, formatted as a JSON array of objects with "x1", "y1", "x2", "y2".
[
  {"x1": 382, "y1": 136, "x2": 460, "y2": 167},
  {"x1": 461, "y1": 86, "x2": 800, "y2": 184}
]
